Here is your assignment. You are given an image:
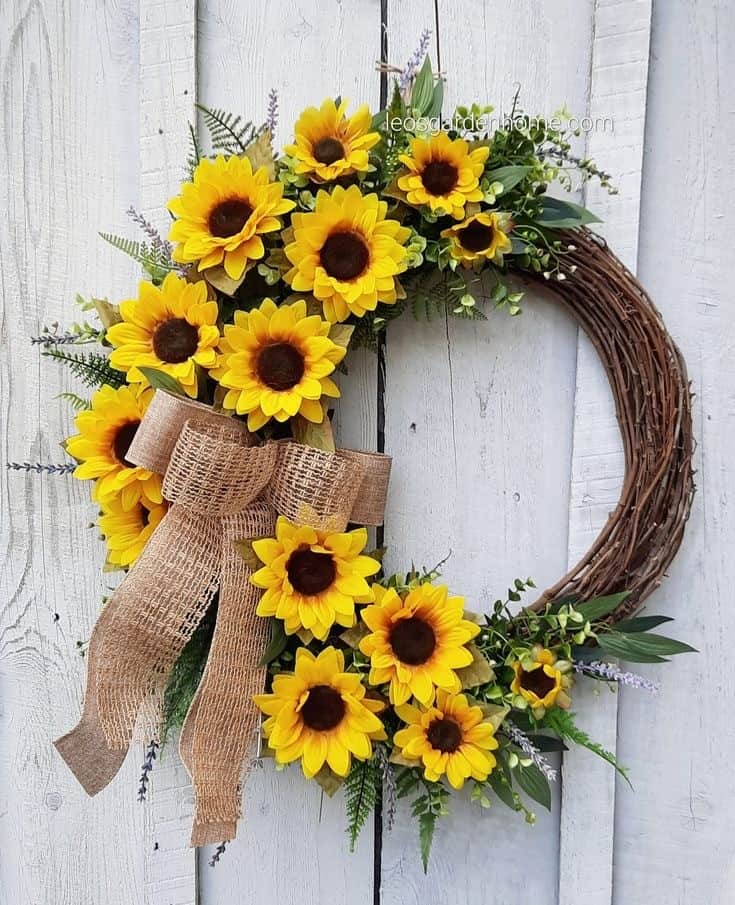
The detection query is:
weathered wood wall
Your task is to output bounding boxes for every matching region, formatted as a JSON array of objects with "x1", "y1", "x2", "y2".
[{"x1": 1, "y1": 1, "x2": 733, "y2": 903}]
